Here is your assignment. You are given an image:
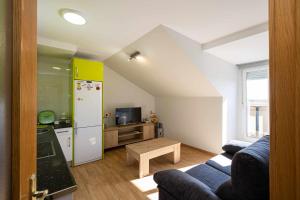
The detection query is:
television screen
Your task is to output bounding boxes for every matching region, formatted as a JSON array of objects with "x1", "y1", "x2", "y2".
[{"x1": 115, "y1": 107, "x2": 142, "y2": 125}]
